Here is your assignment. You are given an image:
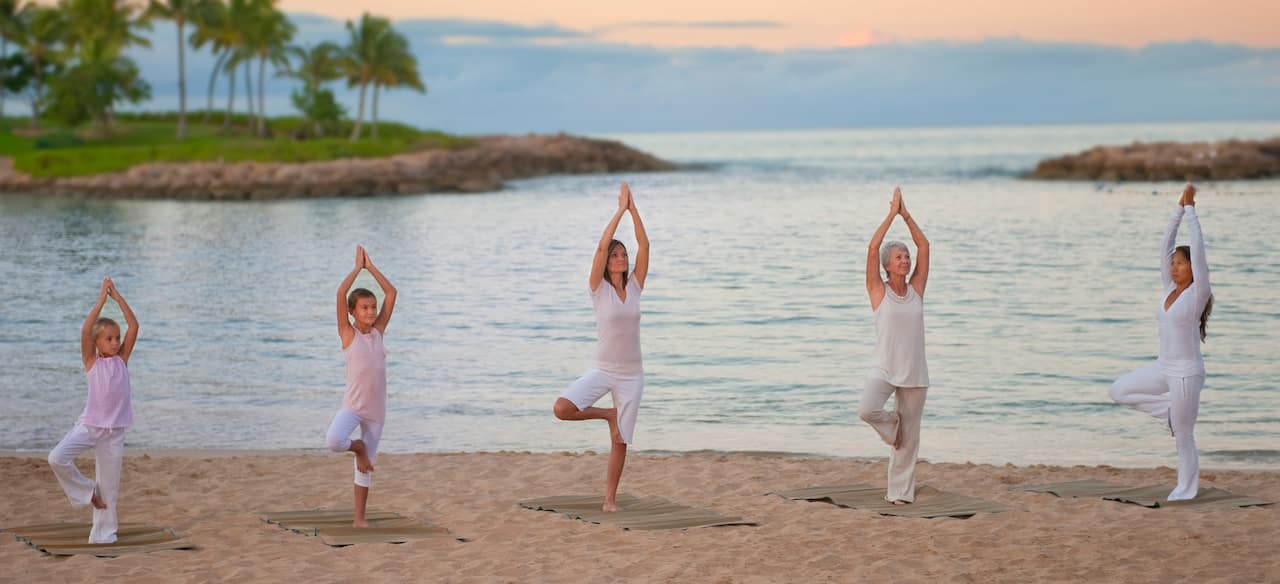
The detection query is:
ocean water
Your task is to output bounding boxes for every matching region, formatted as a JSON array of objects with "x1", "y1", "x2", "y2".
[{"x1": 2, "y1": 121, "x2": 1278, "y2": 469}]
